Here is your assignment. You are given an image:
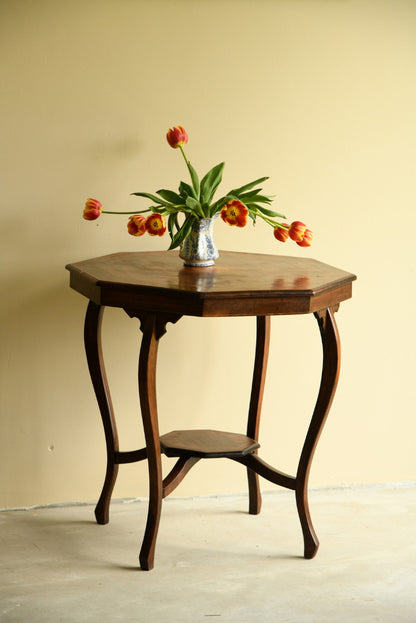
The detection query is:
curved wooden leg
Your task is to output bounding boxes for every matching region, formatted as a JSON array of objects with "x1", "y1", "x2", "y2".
[
  {"x1": 137, "y1": 314, "x2": 164, "y2": 571},
  {"x1": 122, "y1": 310, "x2": 181, "y2": 570},
  {"x1": 84, "y1": 301, "x2": 119, "y2": 525},
  {"x1": 296, "y1": 307, "x2": 341, "y2": 558},
  {"x1": 162, "y1": 456, "x2": 201, "y2": 498},
  {"x1": 246, "y1": 316, "x2": 271, "y2": 515}
]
